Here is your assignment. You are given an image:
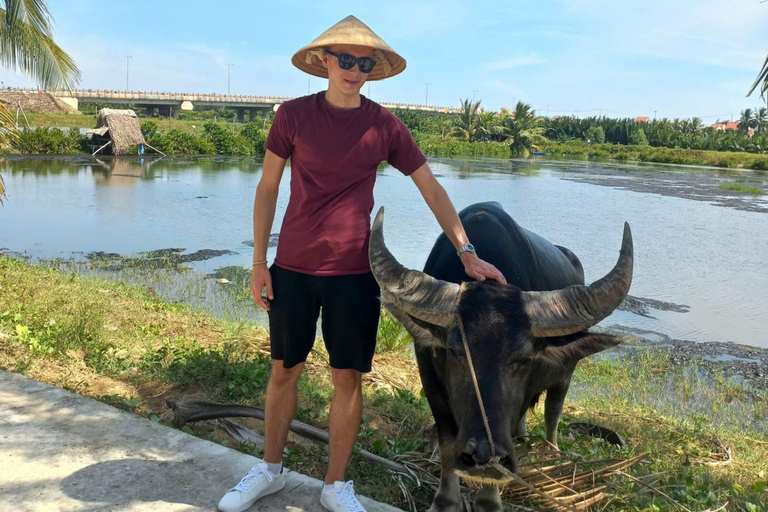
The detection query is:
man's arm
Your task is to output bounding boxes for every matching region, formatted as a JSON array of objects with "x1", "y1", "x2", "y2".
[
  {"x1": 251, "y1": 149, "x2": 287, "y2": 310},
  {"x1": 409, "y1": 163, "x2": 507, "y2": 284}
]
